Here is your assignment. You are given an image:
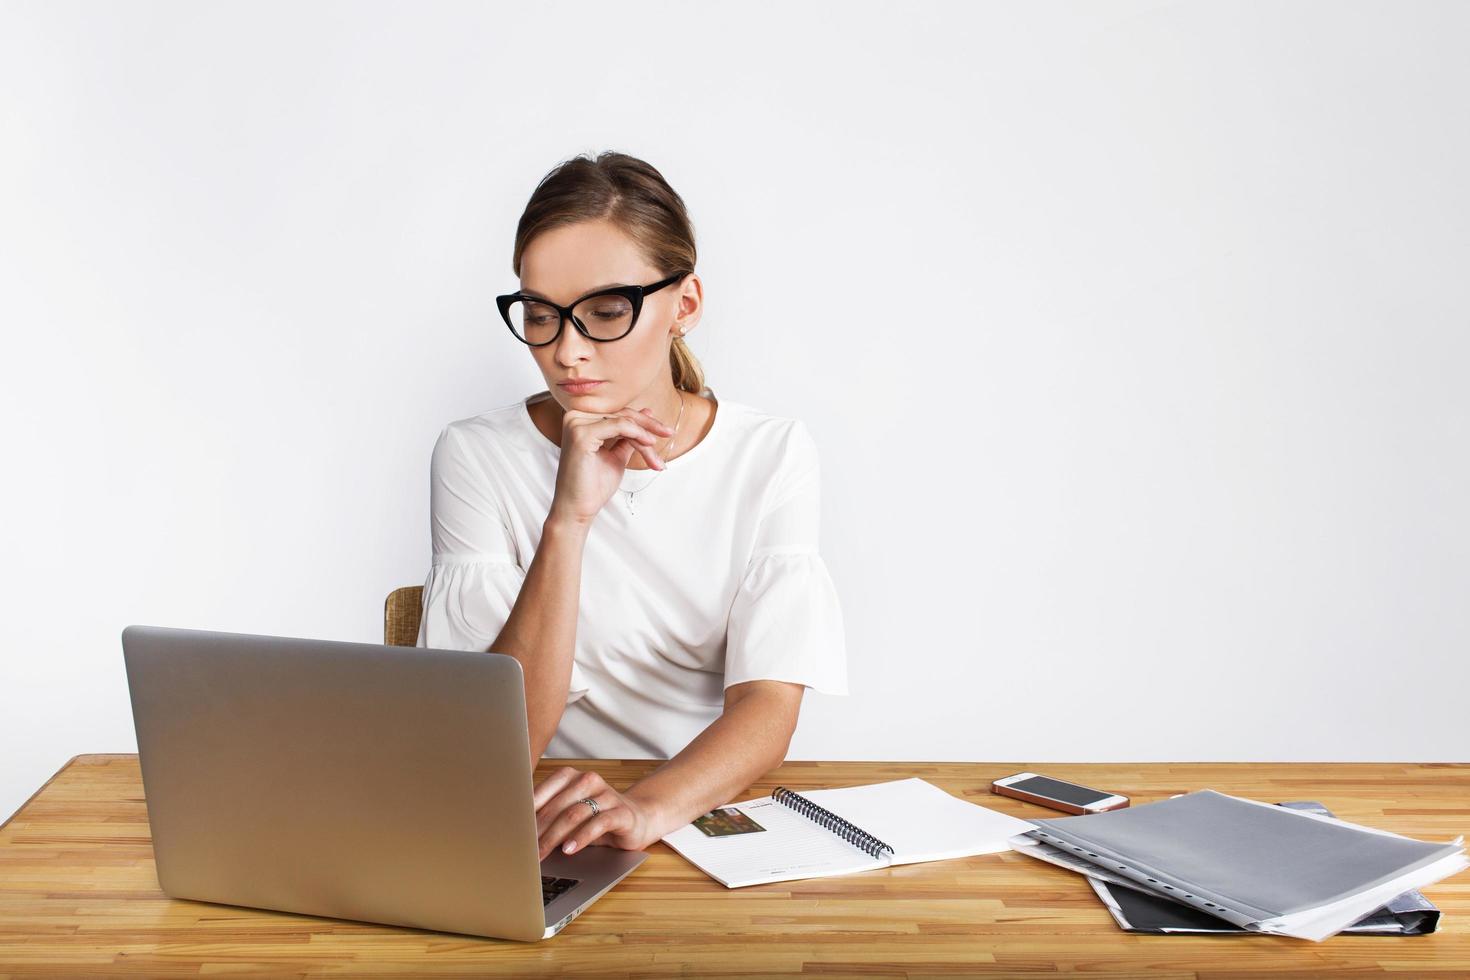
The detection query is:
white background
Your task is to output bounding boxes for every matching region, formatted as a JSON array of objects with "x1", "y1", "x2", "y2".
[{"x1": 2, "y1": 1, "x2": 1467, "y2": 821}]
